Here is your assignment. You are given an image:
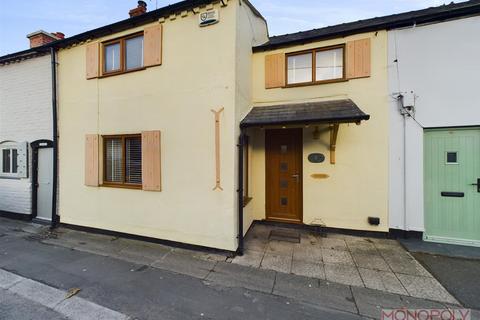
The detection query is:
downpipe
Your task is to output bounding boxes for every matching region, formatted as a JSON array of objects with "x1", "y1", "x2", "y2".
[
  {"x1": 50, "y1": 47, "x2": 59, "y2": 228},
  {"x1": 236, "y1": 131, "x2": 245, "y2": 256}
]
